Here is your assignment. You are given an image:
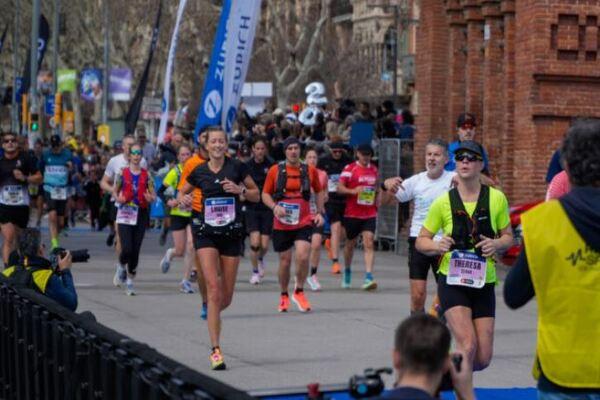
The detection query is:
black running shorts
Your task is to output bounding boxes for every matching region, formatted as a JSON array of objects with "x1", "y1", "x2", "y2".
[
  {"x1": 0, "y1": 205, "x2": 30, "y2": 229},
  {"x1": 191, "y1": 227, "x2": 243, "y2": 257},
  {"x1": 437, "y1": 275, "x2": 496, "y2": 319},
  {"x1": 343, "y1": 217, "x2": 376, "y2": 241},
  {"x1": 170, "y1": 215, "x2": 191, "y2": 231},
  {"x1": 325, "y1": 202, "x2": 345, "y2": 224},
  {"x1": 407, "y1": 237, "x2": 440, "y2": 280},
  {"x1": 245, "y1": 208, "x2": 273, "y2": 235},
  {"x1": 43, "y1": 191, "x2": 67, "y2": 216},
  {"x1": 272, "y1": 226, "x2": 313, "y2": 252}
]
